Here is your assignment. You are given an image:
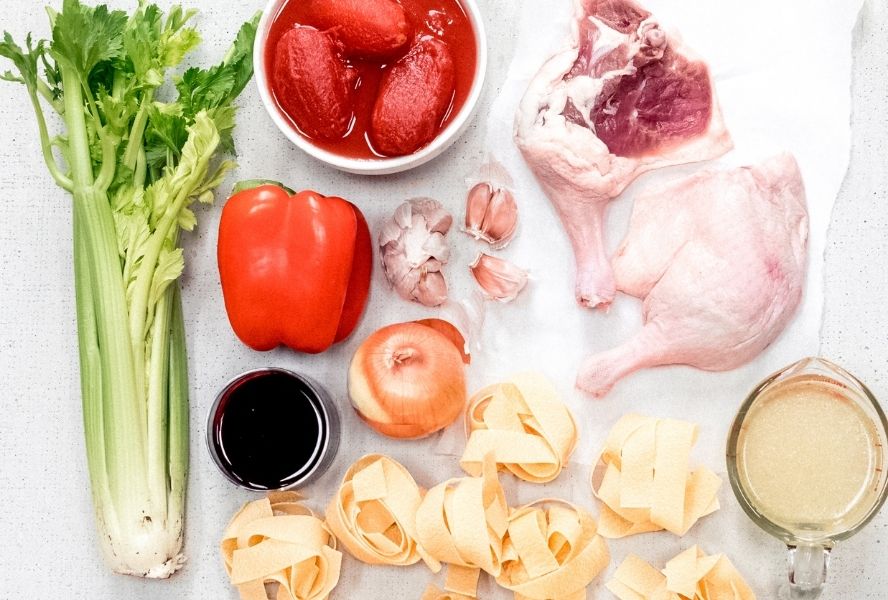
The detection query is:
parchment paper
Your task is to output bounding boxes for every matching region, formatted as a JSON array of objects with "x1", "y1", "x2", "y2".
[{"x1": 436, "y1": 0, "x2": 865, "y2": 596}]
